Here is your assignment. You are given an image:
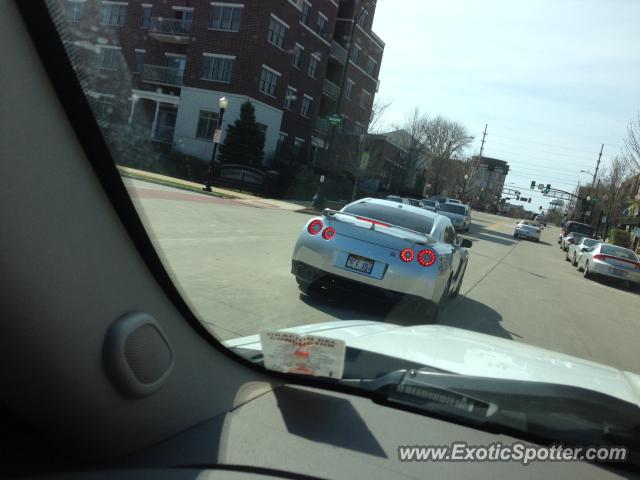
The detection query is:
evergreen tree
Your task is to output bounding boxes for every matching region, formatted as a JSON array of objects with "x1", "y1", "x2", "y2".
[{"x1": 219, "y1": 101, "x2": 265, "y2": 166}]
